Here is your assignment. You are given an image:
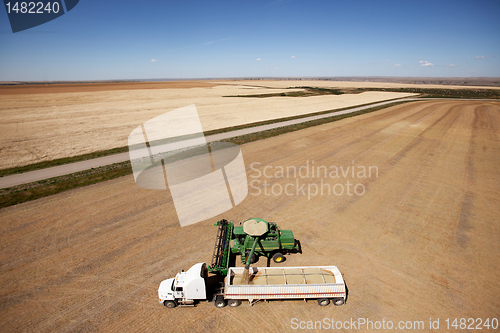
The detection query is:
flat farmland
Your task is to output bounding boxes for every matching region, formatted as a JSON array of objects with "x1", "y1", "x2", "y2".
[
  {"x1": 0, "y1": 82, "x2": 416, "y2": 169},
  {"x1": 0, "y1": 100, "x2": 499, "y2": 332},
  {"x1": 222, "y1": 79, "x2": 500, "y2": 90}
]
